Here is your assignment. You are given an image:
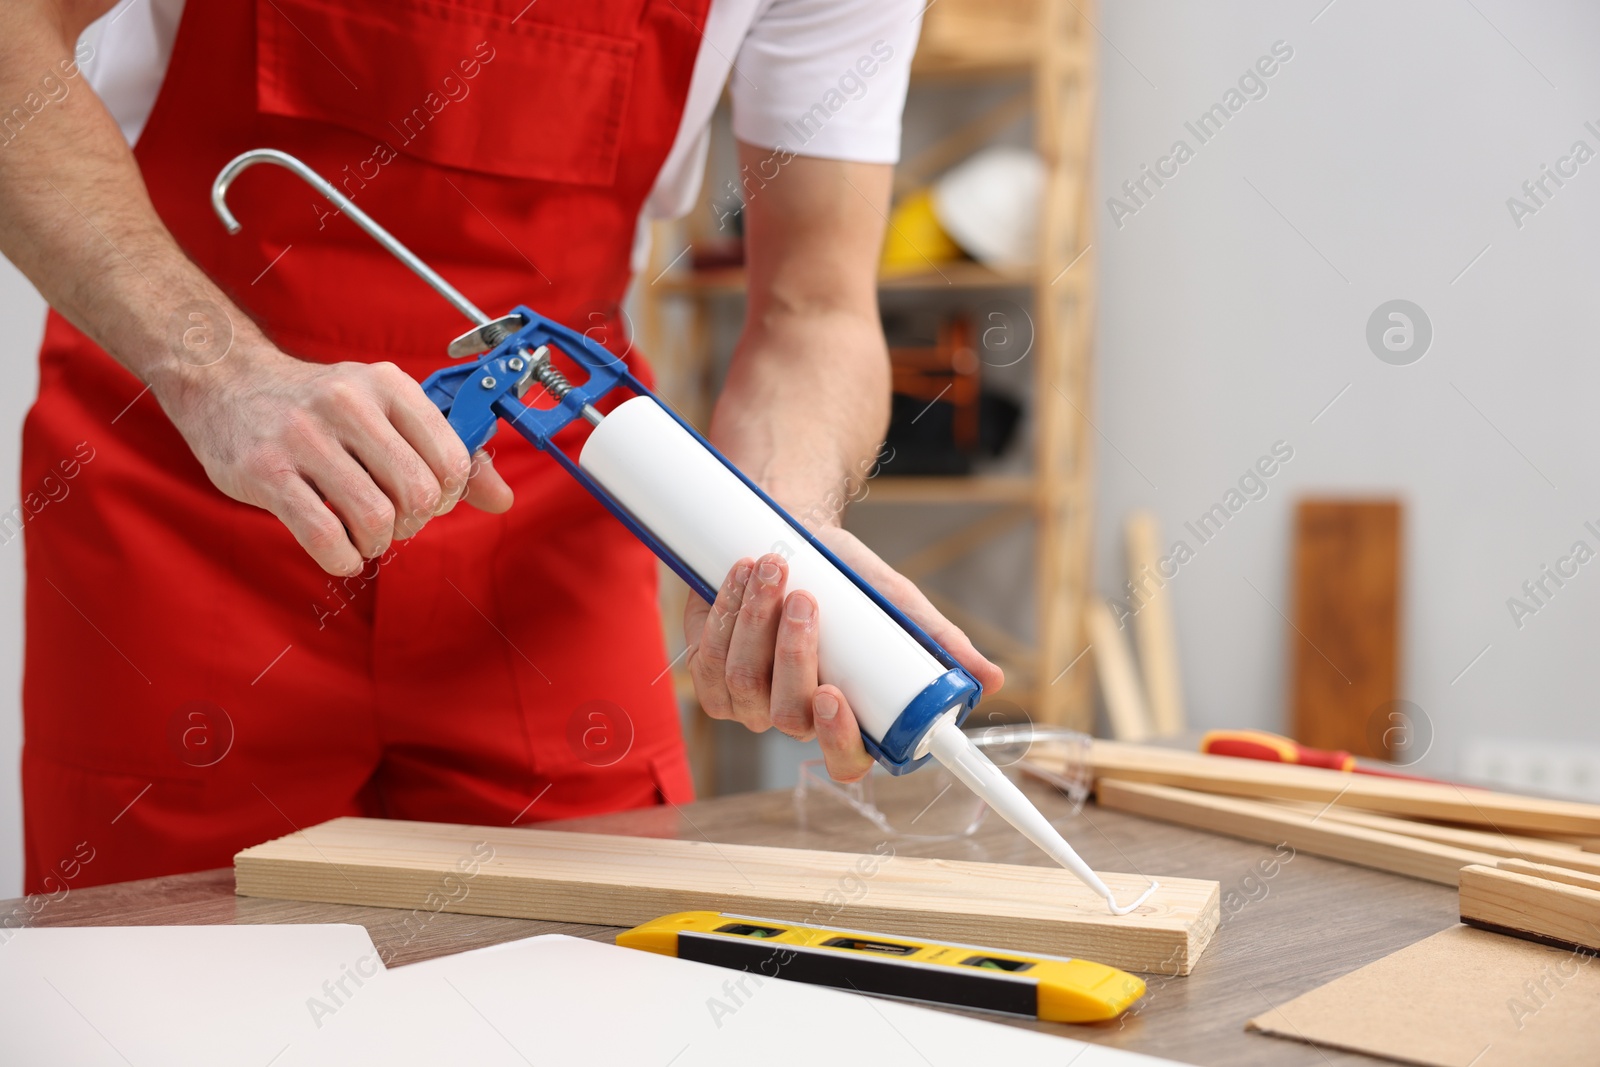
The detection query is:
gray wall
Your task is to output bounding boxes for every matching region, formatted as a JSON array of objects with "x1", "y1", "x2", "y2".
[
  {"x1": 0, "y1": 261, "x2": 44, "y2": 896},
  {"x1": 1092, "y1": 0, "x2": 1600, "y2": 787}
]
